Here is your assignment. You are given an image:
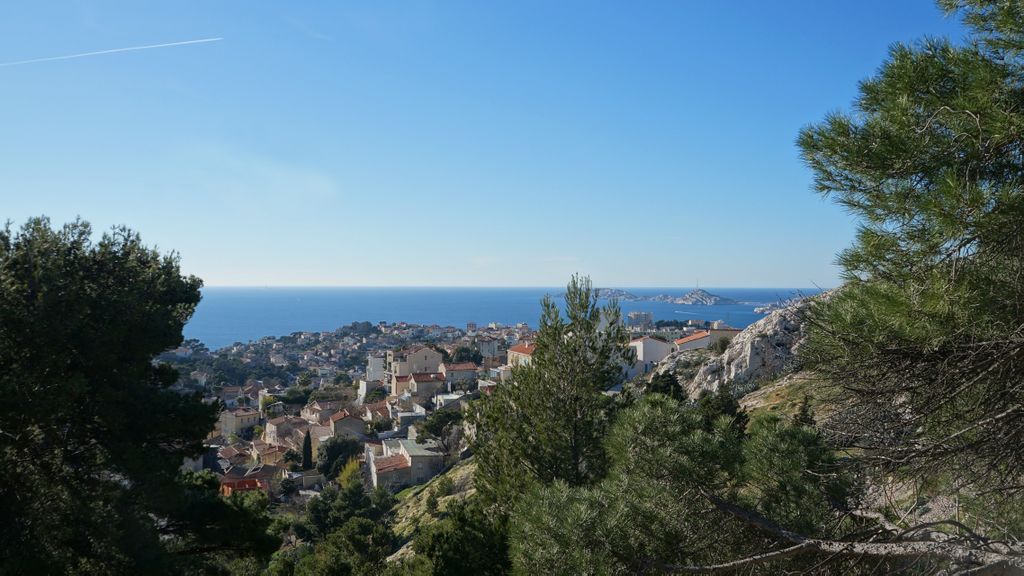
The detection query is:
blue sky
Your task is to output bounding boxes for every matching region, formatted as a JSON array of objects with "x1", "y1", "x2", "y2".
[{"x1": 0, "y1": 1, "x2": 963, "y2": 287}]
